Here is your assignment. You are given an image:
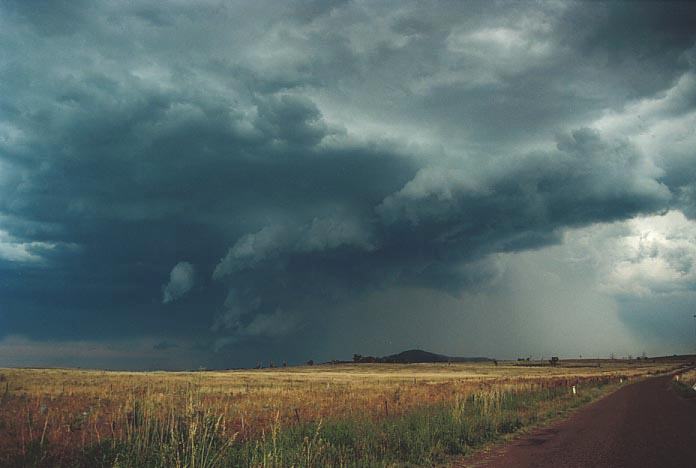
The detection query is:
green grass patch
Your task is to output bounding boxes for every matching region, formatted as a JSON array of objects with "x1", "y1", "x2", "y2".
[{"x1": 16, "y1": 382, "x2": 619, "y2": 467}]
